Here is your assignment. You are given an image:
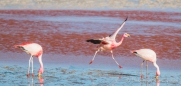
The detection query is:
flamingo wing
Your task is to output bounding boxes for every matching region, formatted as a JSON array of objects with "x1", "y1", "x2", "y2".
[
  {"x1": 109, "y1": 17, "x2": 128, "y2": 40},
  {"x1": 86, "y1": 39, "x2": 102, "y2": 44},
  {"x1": 86, "y1": 39, "x2": 109, "y2": 44}
]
